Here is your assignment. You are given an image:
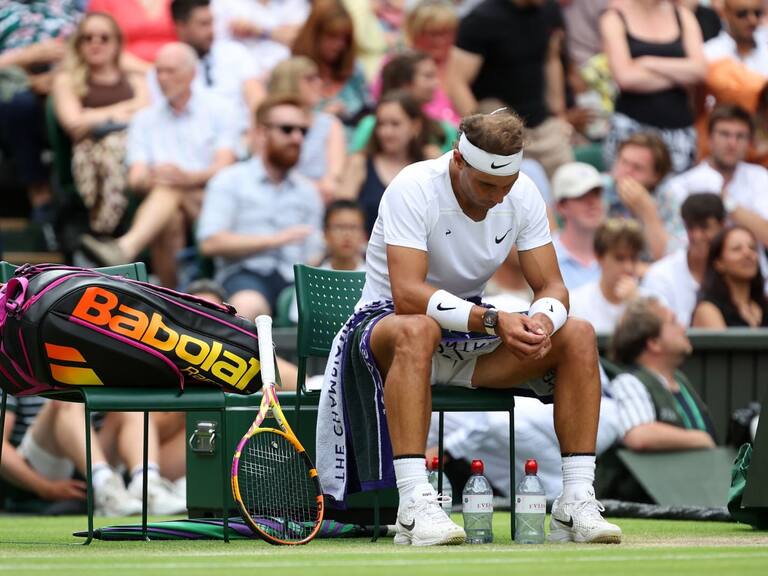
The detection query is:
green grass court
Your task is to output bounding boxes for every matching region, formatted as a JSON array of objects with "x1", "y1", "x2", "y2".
[{"x1": 1, "y1": 514, "x2": 767, "y2": 575}]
